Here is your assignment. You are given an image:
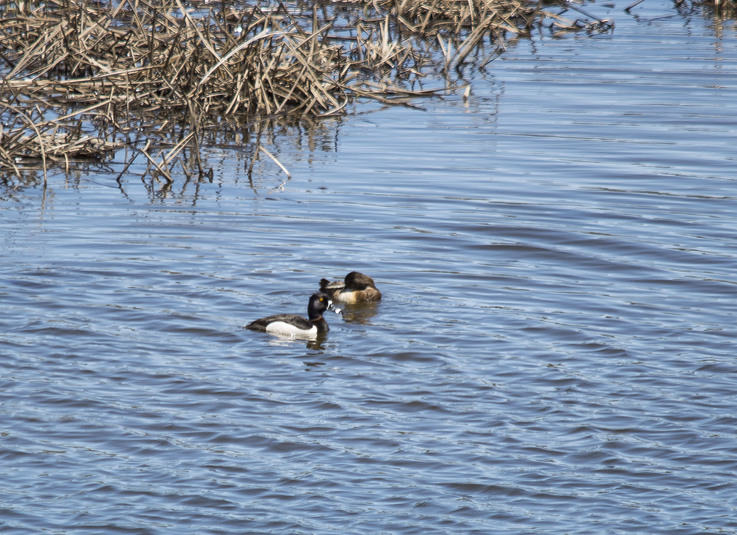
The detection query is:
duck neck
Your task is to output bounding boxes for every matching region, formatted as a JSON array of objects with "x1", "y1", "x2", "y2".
[{"x1": 310, "y1": 315, "x2": 328, "y2": 333}]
